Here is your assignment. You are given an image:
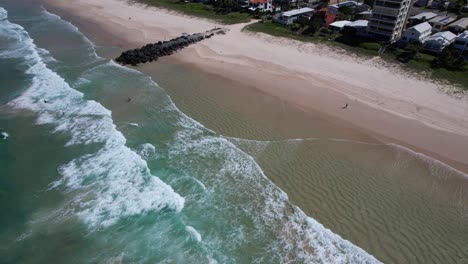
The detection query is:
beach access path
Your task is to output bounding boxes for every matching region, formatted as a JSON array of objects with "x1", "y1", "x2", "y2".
[{"x1": 46, "y1": 0, "x2": 468, "y2": 171}]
